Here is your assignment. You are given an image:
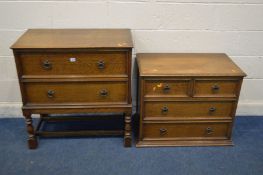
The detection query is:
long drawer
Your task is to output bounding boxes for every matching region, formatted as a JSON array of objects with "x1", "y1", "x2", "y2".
[
  {"x1": 19, "y1": 51, "x2": 127, "y2": 76},
  {"x1": 24, "y1": 81, "x2": 128, "y2": 104},
  {"x1": 144, "y1": 101, "x2": 235, "y2": 119},
  {"x1": 142, "y1": 122, "x2": 230, "y2": 140}
]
